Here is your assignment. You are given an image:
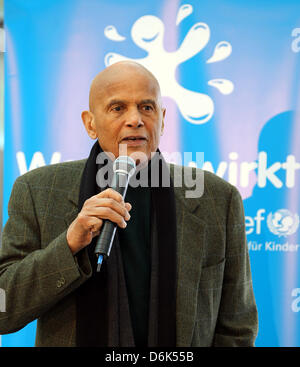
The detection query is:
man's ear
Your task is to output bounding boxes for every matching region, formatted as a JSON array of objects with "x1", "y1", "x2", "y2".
[{"x1": 81, "y1": 110, "x2": 97, "y2": 139}]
